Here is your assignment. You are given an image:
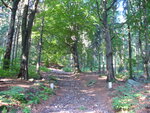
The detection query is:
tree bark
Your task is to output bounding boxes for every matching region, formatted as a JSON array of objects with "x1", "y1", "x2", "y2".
[
  {"x1": 18, "y1": 0, "x2": 39, "y2": 80},
  {"x1": 71, "y1": 39, "x2": 81, "y2": 73},
  {"x1": 98, "y1": 53, "x2": 101, "y2": 73},
  {"x1": 36, "y1": 17, "x2": 45, "y2": 77},
  {"x1": 138, "y1": 0, "x2": 150, "y2": 79},
  {"x1": 15, "y1": 19, "x2": 21, "y2": 59},
  {"x1": 128, "y1": 25, "x2": 133, "y2": 79},
  {"x1": 3, "y1": 0, "x2": 20, "y2": 69},
  {"x1": 103, "y1": 0, "x2": 115, "y2": 82}
]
